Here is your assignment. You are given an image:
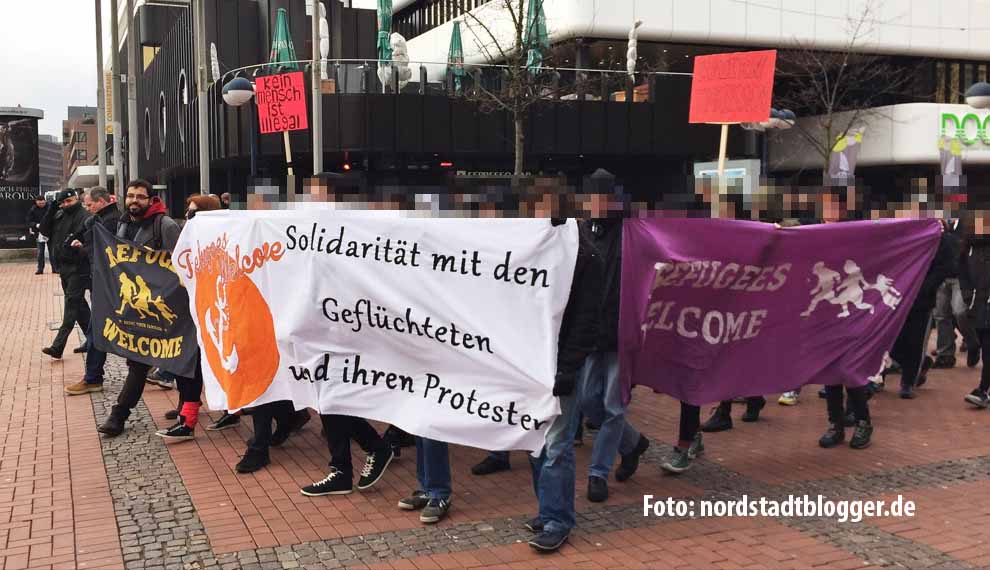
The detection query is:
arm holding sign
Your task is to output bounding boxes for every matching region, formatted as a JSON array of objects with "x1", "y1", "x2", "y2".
[{"x1": 553, "y1": 224, "x2": 603, "y2": 396}]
